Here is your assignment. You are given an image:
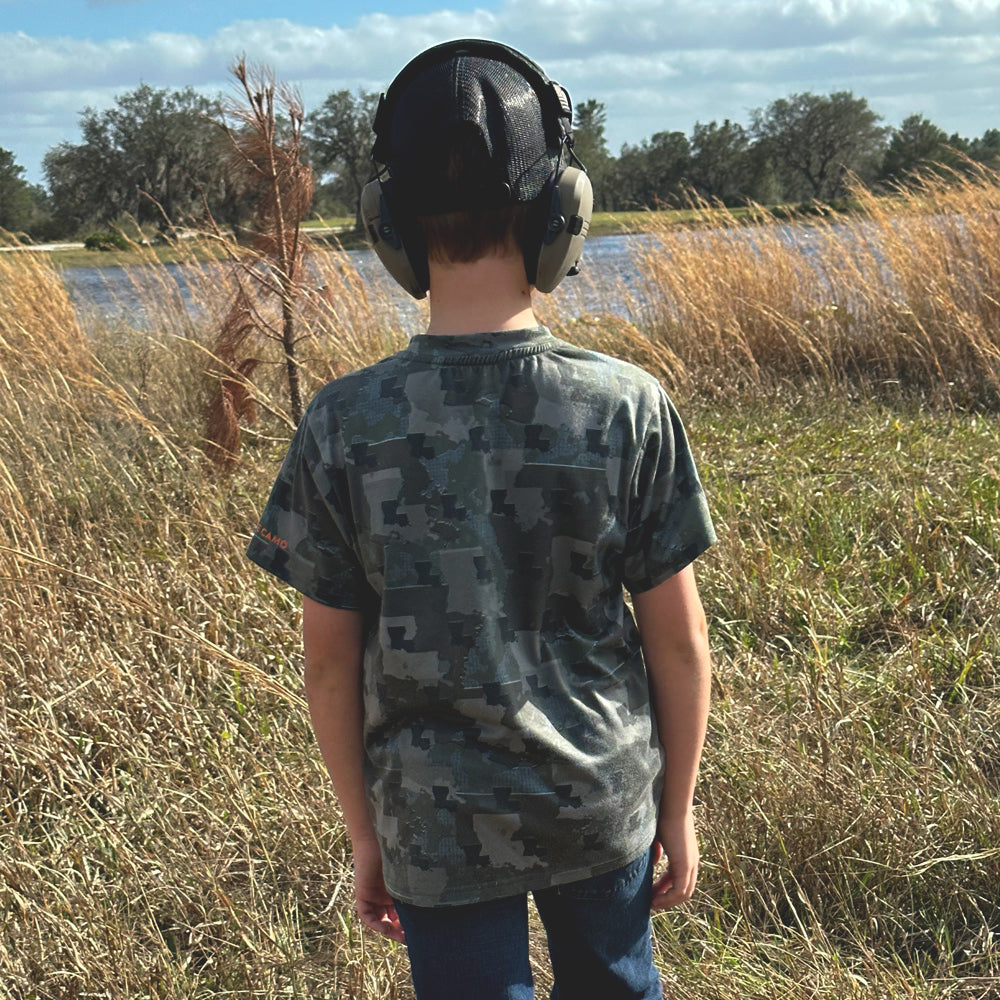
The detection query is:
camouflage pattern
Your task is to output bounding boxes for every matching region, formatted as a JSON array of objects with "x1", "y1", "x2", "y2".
[{"x1": 246, "y1": 327, "x2": 715, "y2": 906}]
